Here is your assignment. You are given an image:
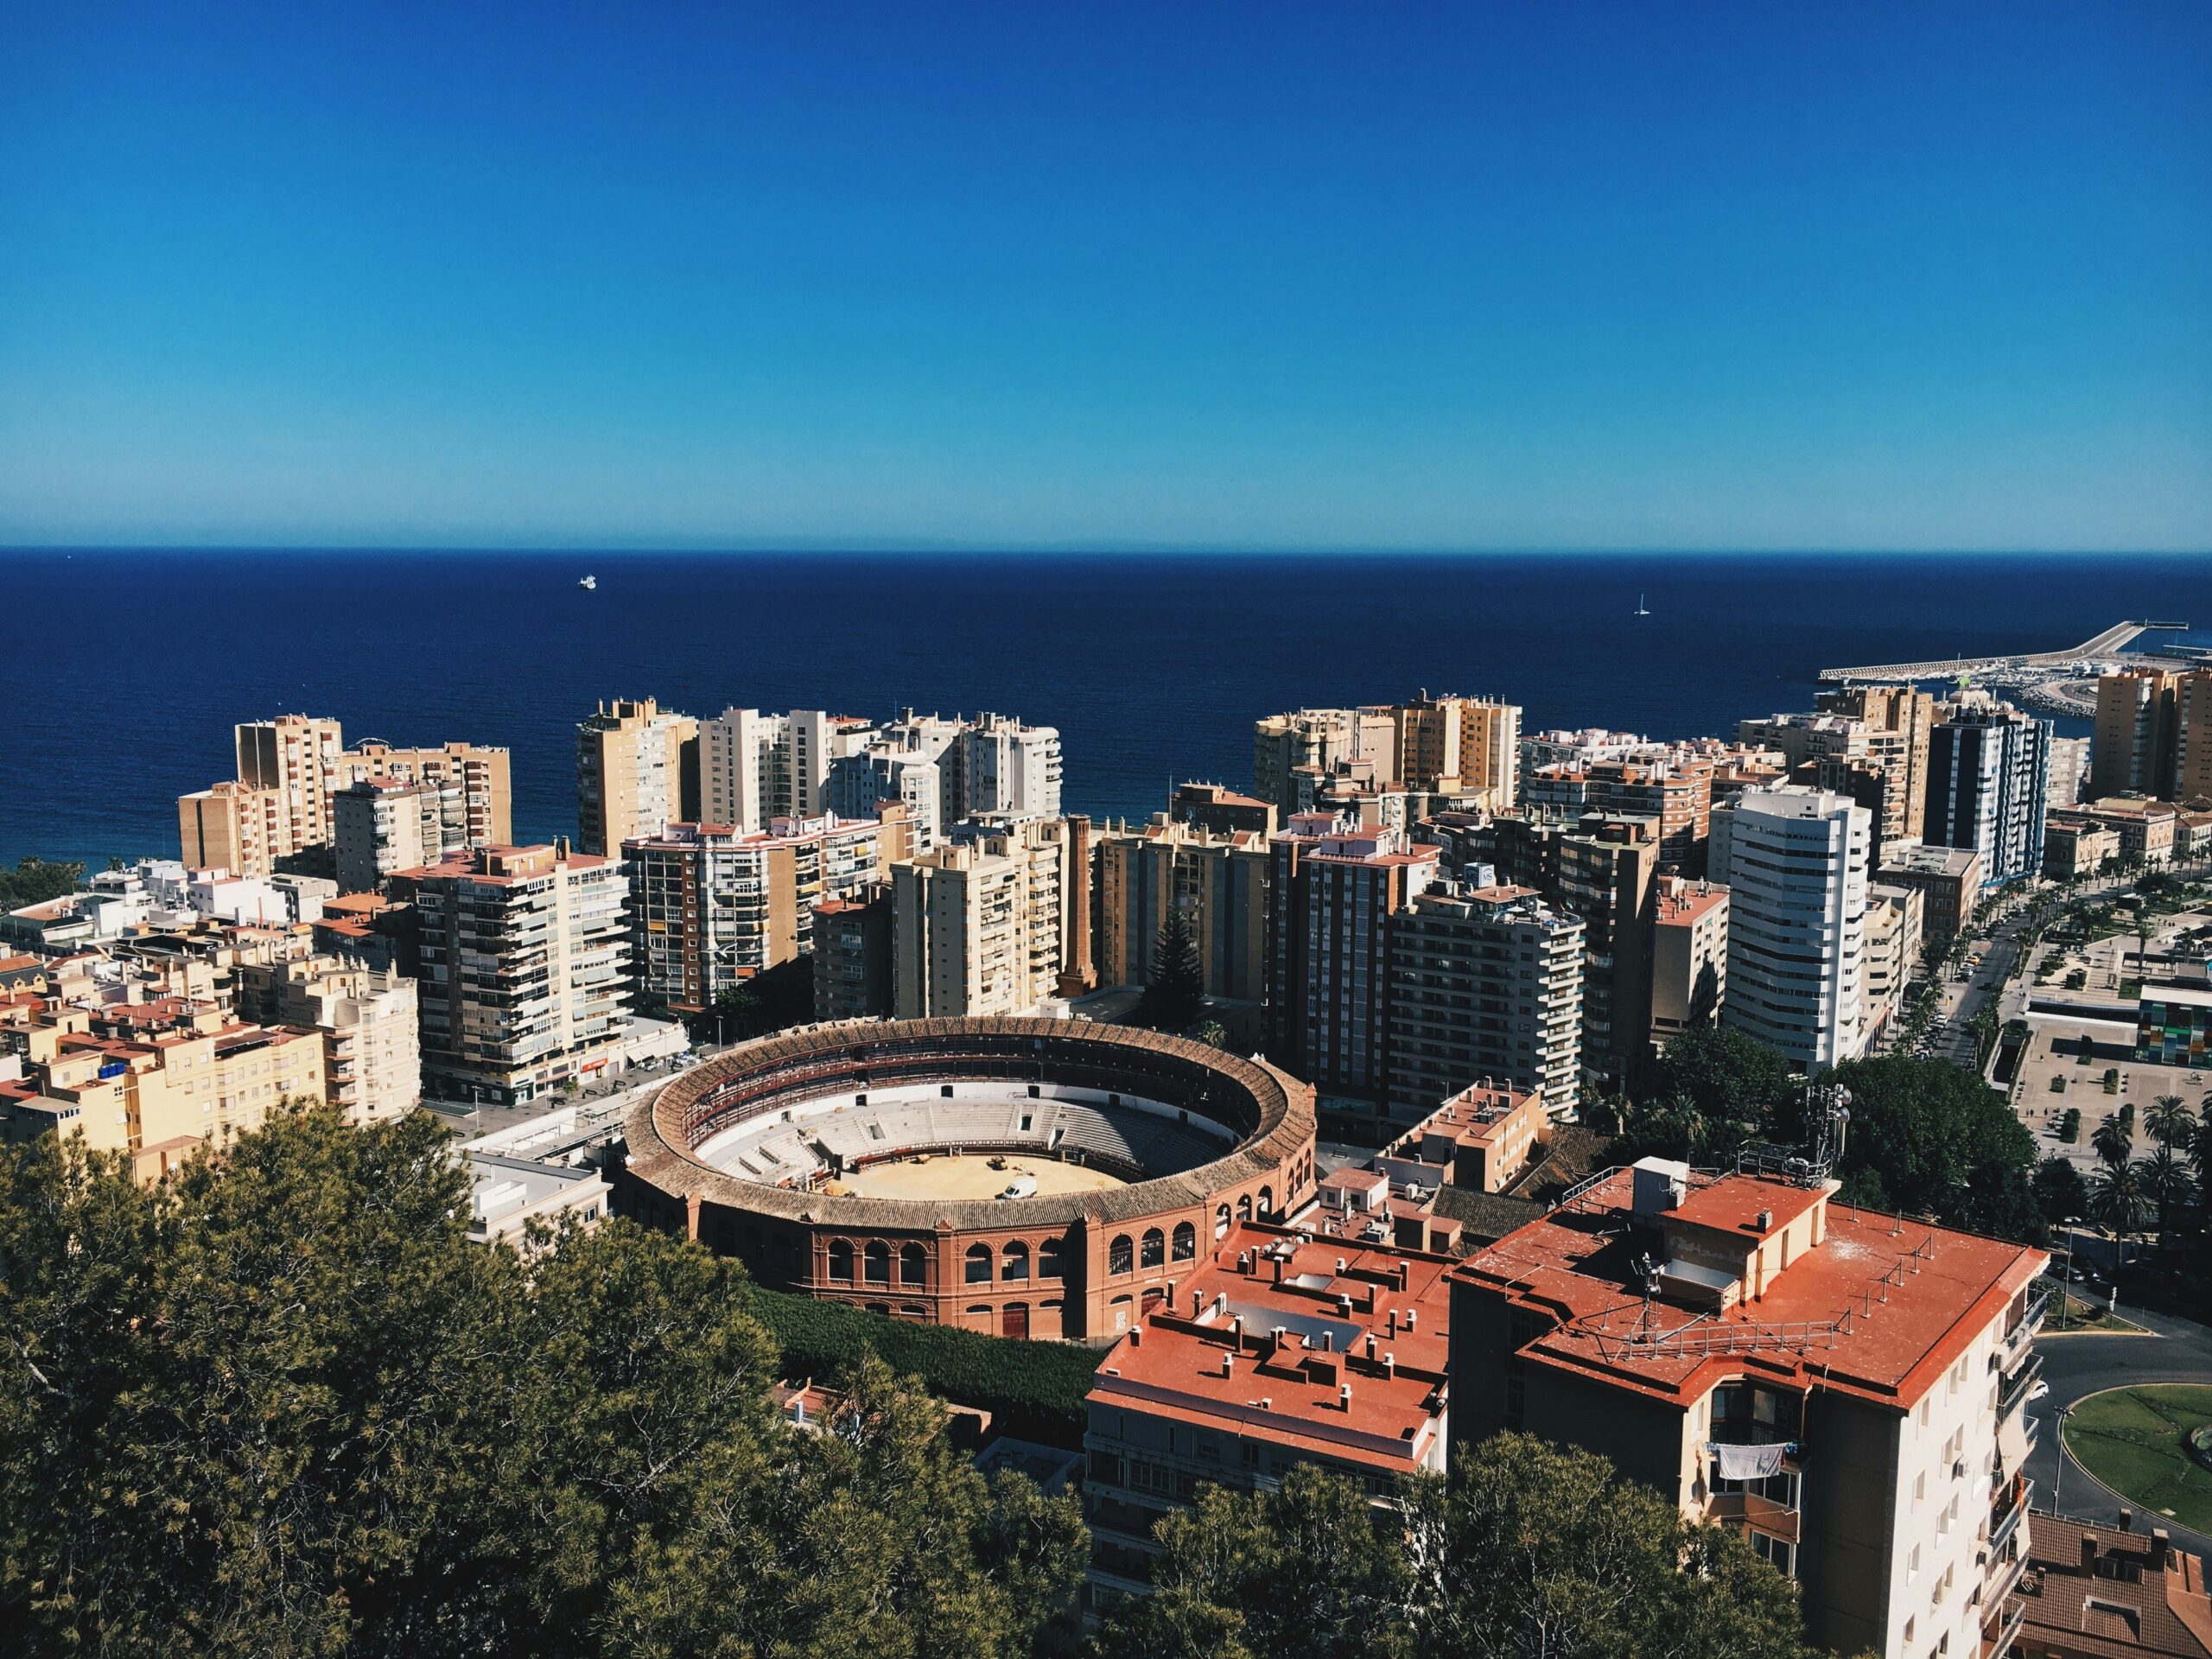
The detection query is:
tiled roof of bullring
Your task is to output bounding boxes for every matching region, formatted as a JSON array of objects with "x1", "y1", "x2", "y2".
[{"x1": 623, "y1": 1016, "x2": 1315, "y2": 1234}]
